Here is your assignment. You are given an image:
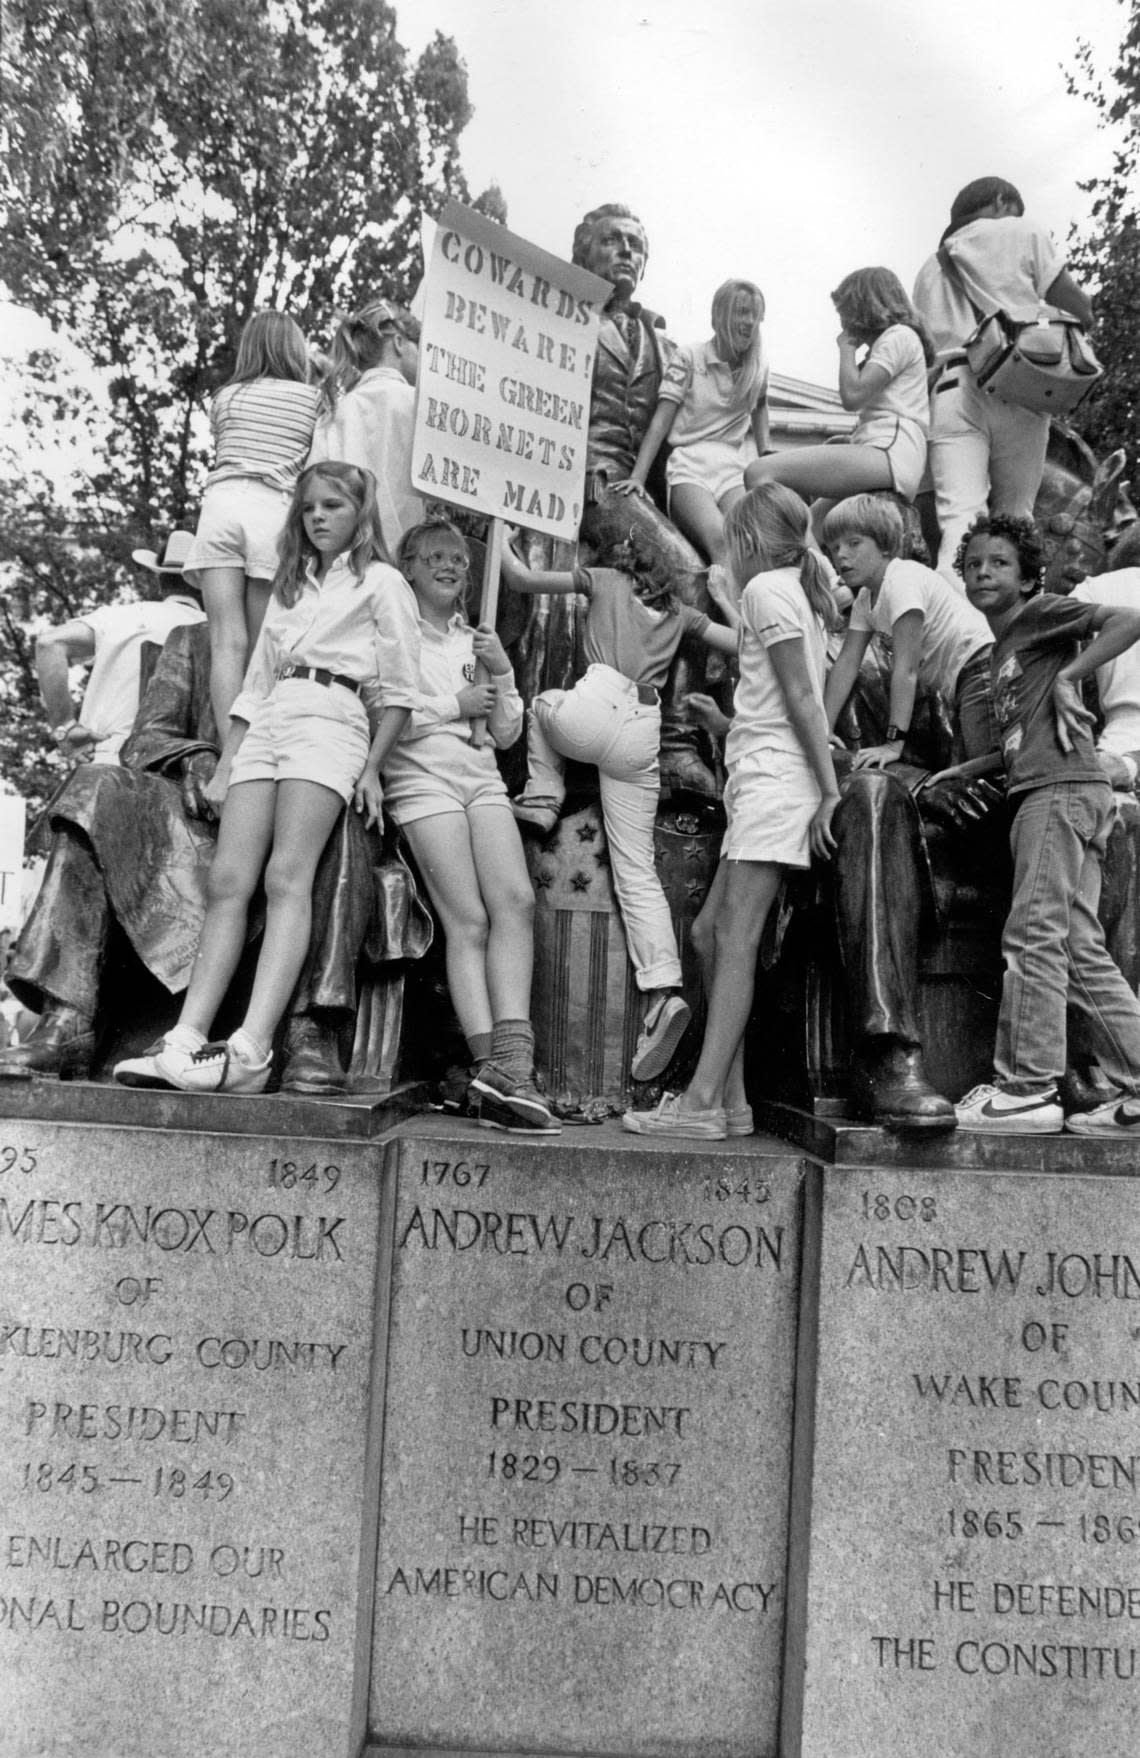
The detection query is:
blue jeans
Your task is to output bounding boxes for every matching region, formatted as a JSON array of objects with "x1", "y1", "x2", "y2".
[{"x1": 997, "y1": 780, "x2": 1140, "y2": 1094}]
